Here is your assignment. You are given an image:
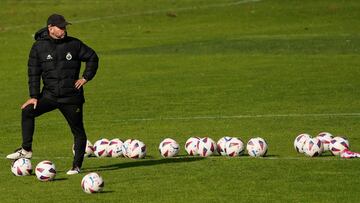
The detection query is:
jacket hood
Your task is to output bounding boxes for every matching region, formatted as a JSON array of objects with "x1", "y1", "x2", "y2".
[
  {"x1": 34, "y1": 27, "x2": 49, "y2": 40},
  {"x1": 34, "y1": 27, "x2": 68, "y2": 41}
]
